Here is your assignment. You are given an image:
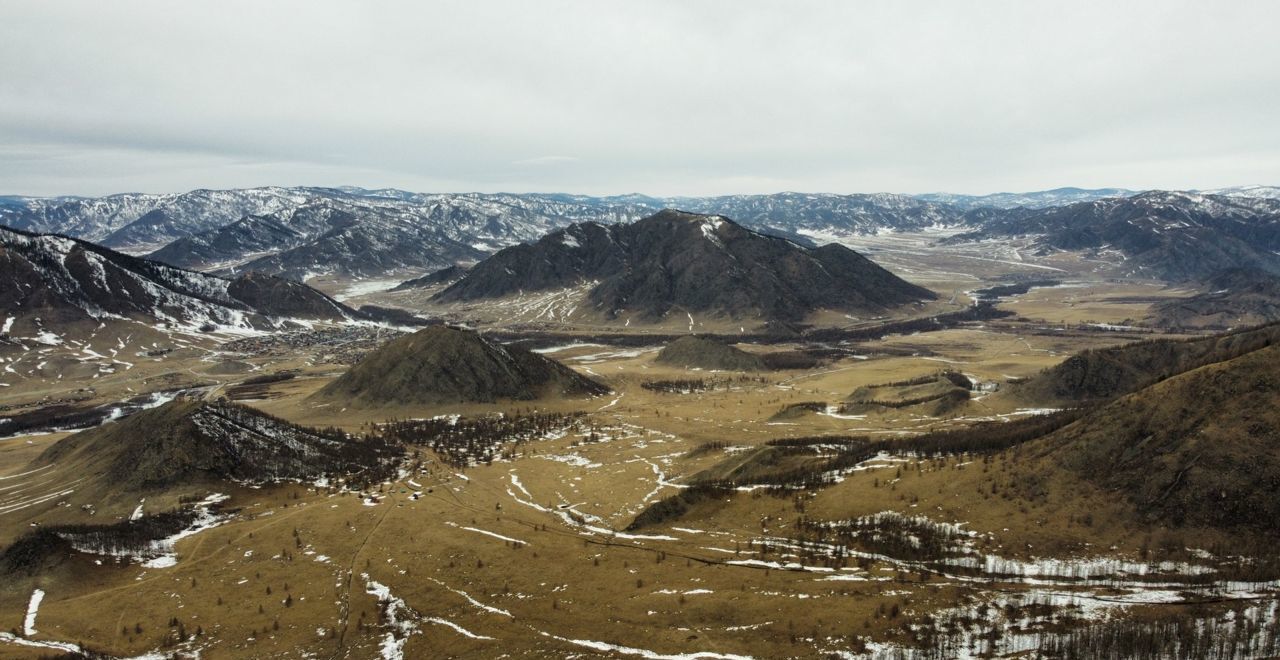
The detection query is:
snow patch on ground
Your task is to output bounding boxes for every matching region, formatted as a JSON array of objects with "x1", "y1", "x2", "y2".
[
  {"x1": 33, "y1": 331, "x2": 63, "y2": 345},
  {"x1": 506, "y1": 473, "x2": 676, "y2": 541},
  {"x1": 23, "y1": 589, "x2": 44, "y2": 636},
  {"x1": 364, "y1": 573, "x2": 494, "y2": 655},
  {"x1": 445, "y1": 521, "x2": 529, "y2": 546},
  {"x1": 424, "y1": 576, "x2": 513, "y2": 618},
  {"x1": 364, "y1": 575, "x2": 420, "y2": 659},
  {"x1": 426, "y1": 617, "x2": 492, "y2": 640},
  {"x1": 532, "y1": 342, "x2": 606, "y2": 354},
  {"x1": 0, "y1": 632, "x2": 79, "y2": 654},
  {"x1": 539, "y1": 453, "x2": 603, "y2": 469},
  {"x1": 537, "y1": 630, "x2": 754, "y2": 660},
  {"x1": 726, "y1": 559, "x2": 835, "y2": 573},
  {"x1": 335, "y1": 278, "x2": 404, "y2": 302},
  {"x1": 66, "y1": 493, "x2": 233, "y2": 568}
]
